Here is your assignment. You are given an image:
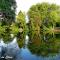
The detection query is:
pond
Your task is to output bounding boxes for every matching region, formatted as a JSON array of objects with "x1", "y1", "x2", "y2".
[{"x1": 0, "y1": 32, "x2": 60, "y2": 60}]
